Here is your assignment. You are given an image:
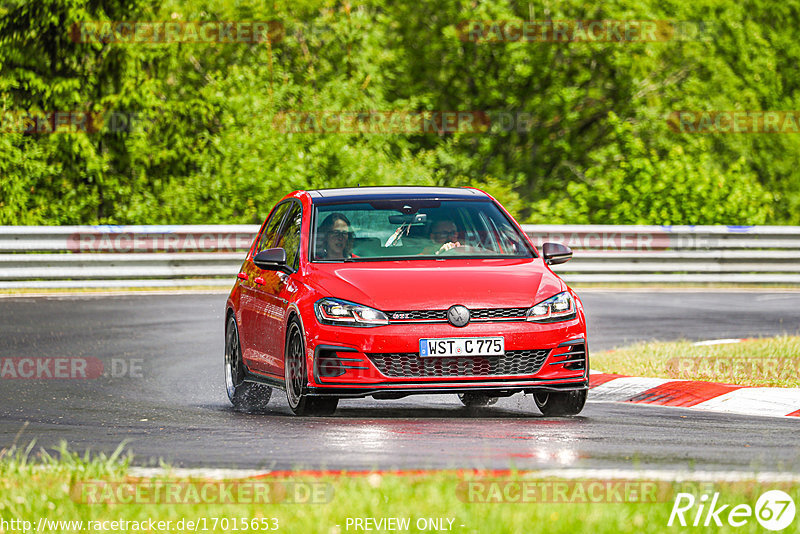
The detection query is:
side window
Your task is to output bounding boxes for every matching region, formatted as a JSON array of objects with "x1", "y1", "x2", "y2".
[
  {"x1": 255, "y1": 202, "x2": 290, "y2": 254},
  {"x1": 275, "y1": 202, "x2": 302, "y2": 269}
]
